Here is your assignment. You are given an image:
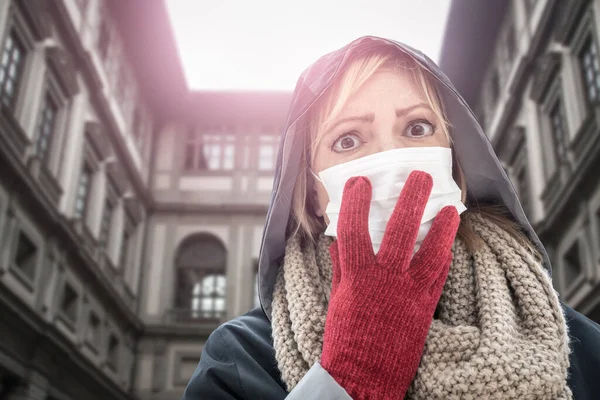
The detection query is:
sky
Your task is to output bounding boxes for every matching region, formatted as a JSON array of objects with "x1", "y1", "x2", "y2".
[{"x1": 166, "y1": 0, "x2": 451, "y2": 92}]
